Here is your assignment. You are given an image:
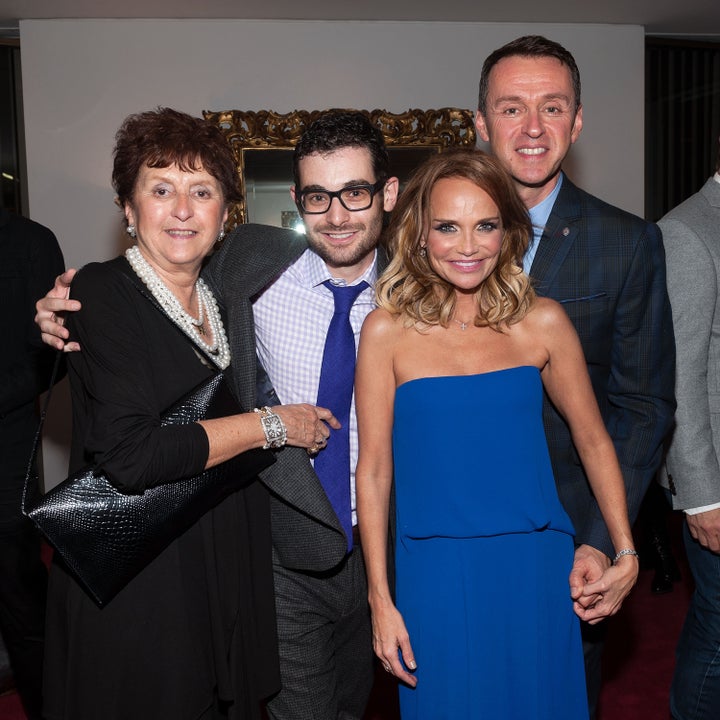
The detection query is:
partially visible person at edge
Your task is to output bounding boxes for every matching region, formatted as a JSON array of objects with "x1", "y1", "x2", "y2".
[
  {"x1": 40, "y1": 107, "x2": 336, "y2": 720},
  {"x1": 475, "y1": 35, "x2": 676, "y2": 717},
  {"x1": 658, "y1": 137, "x2": 720, "y2": 720},
  {"x1": 35, "y1": 110, "x2": 399, "y2": 720},
  {"x1": 356, "y1": 148, "x2": 638, "y2": 720},
  {"x1": 1, "y1": 208, "x2": 64, "y2": 720}
]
